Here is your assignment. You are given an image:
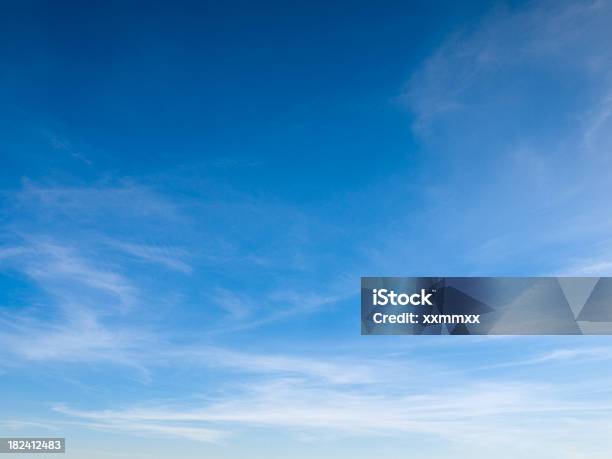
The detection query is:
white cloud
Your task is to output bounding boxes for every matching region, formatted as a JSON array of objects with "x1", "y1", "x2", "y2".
[
  {"x1": 106, "y1": 239, "x2": 193, "y2": 274},
  {"x1": 6, "y1": 240, "x2": 138, "y2": 310},
  {"x1": 479, "y1": 346, "x2": 612, "y2": 370},
  {"x1": 167, "y1": 347, "x2": 382, "y2": 385},
  {"x1": 405, "y1": 0, "x2": 612, "y2": 136},
  {"x1": 14, "y1": 179, "x2": 181, "y2": 222},
  {"x1": 395, "y1": 0, "x2": 612, "y2": 276},
  {"x1": 0, "y1": 240, "x2": 152, "y2": 368},
  {"x1": 0, "y1": 420, "x2": 59, "y2": 431},
  {"x1": 209, "y1": 288, "x2": 254, "y2": 319},
  {"x1": 570, "y1": 259, "x2": 612, "y2": 276},
  {"x1": 53, "y1": 377, "x2": 612, "y2": 454}
]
